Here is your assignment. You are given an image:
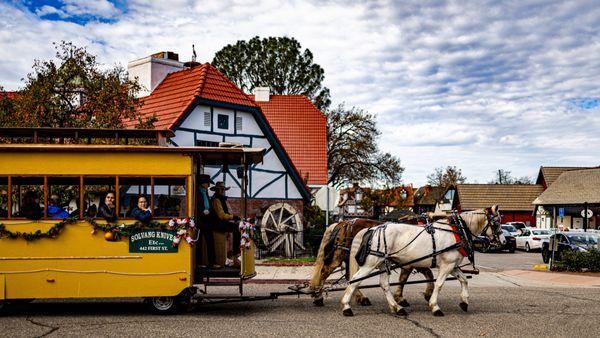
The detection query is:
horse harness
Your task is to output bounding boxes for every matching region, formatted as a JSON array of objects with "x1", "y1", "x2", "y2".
[{"x1": 356, "y1": 211, "x2": 487, "y2": 271}]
